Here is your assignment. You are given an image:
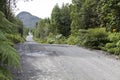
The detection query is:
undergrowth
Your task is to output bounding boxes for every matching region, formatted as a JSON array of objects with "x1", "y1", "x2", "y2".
[{"x1": 0, "y1": 11, "x2": 22, "y2": 80}]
